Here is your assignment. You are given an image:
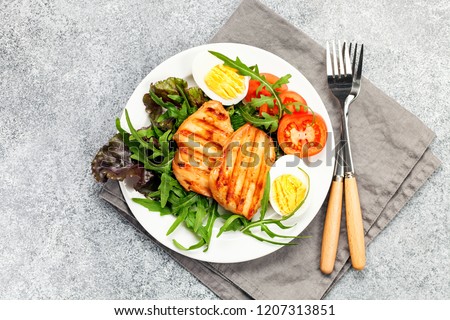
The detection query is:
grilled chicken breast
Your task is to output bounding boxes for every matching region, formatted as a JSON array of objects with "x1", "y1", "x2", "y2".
[
  {"x1": 172, "y1": 100, "x2": 233, "y2": 197},
  {"x1": 209, "y1": 124, "x2": 276, "y2": 220}
]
